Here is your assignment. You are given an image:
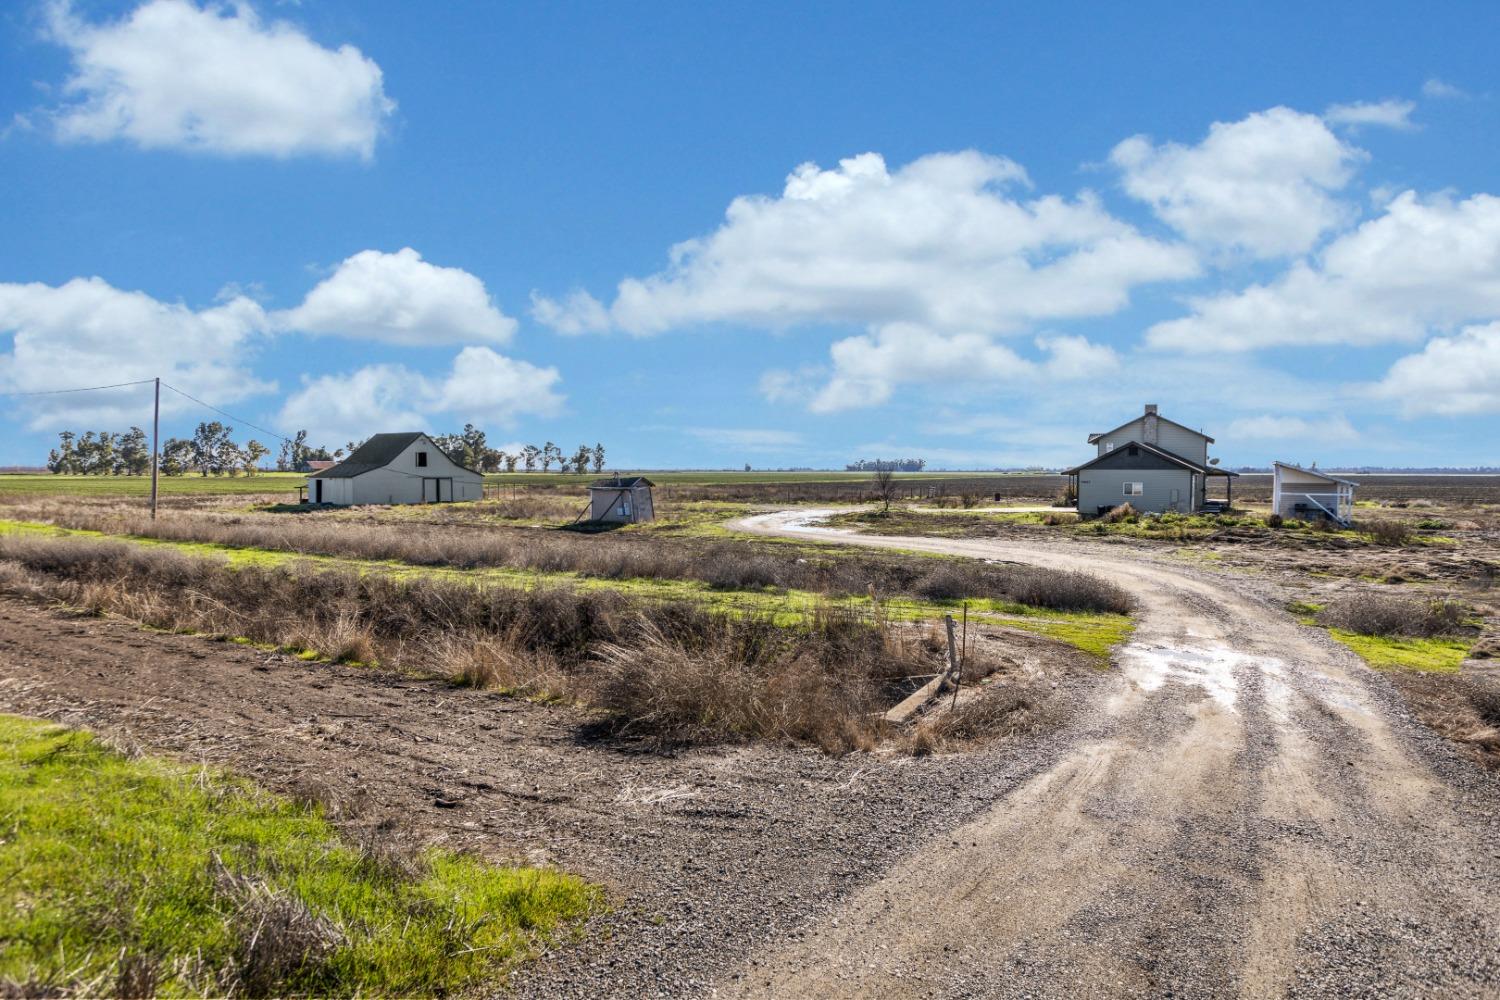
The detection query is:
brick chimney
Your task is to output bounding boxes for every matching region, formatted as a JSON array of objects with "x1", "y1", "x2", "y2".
[{"x1": 1143, "y1": 403, "x2": 1159, "y2": 445}]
